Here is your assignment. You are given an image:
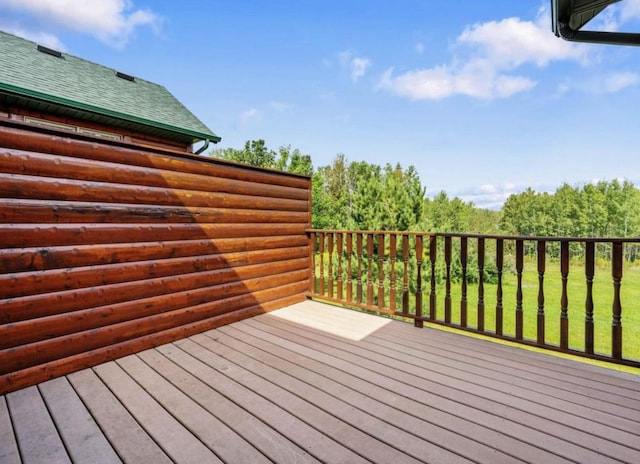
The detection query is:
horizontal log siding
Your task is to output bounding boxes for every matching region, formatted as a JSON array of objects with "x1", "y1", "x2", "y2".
[{"x1": 0, "y1": 126, "x2": 311, "y2": 394}]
